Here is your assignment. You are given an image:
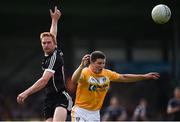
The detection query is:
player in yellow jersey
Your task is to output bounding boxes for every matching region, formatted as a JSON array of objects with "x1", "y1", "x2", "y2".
[{"x1": 71, "y1": 51, "x2": 160, "y2": 121}]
